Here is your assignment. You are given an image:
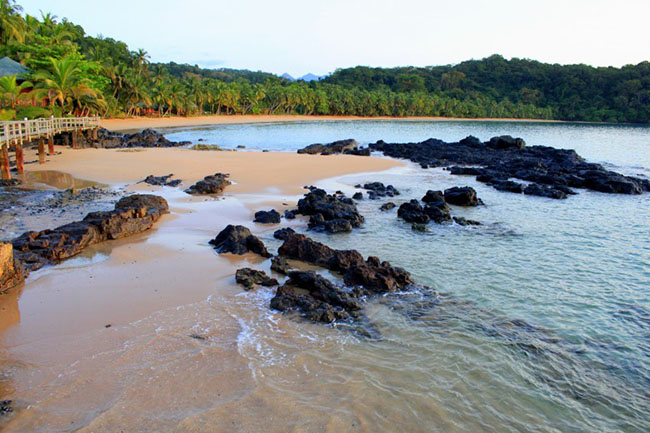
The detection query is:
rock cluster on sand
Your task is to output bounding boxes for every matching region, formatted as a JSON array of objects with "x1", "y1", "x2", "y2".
[
  {"x1": 297, "y1": 139, "x2": 370, "y2": 156},
  {"x1": 235, "y1": 268, "x2": 278, "y2": 291},
  {"x1": 0, "y1": 242, "x2": 25, "y2": 291},
  {"x1": 11, "y1": 194, "x2": 169, "y2": 272},
  {"x1": 370, "y1": 135, "x2": 650, "y2": 197},
  {"x1": 397, "y1": 187, "x2": 481, "y2": 226},
  {"x1": 269, "y1": 232, "x2": 413, "y2": 323},
  {"x1": 293, "y1": 187, "x2": 364, "y2": 233},
  {"x1": 141, "y1": 174, "x2": 182, "y2": 187},
  {"x1": 209, "y1": 225, "x2": 271, "y2": 258},
  {"x1": 184, "y1": 173, "x2": 231, "y2": 195},
  {"x1": 57, "y1": 128, "x2": 190, "y2": 149},
  {"x1": 253, "y1": 209, "x2": 281, "y2": 224}
]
